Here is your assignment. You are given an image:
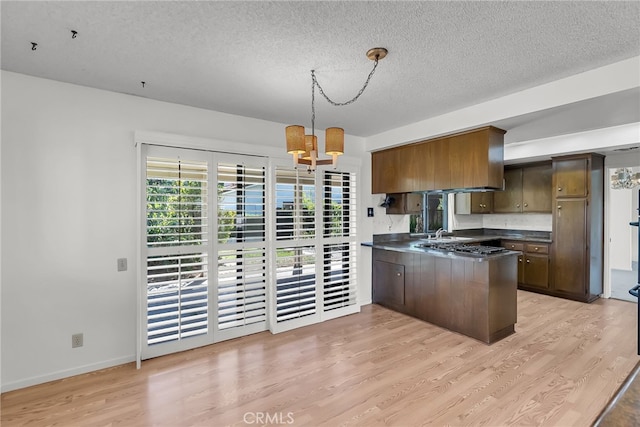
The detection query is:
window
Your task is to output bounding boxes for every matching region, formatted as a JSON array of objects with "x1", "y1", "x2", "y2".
[{"x1": 410, "y1": 192, "x2": 448, "y2": 233}]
